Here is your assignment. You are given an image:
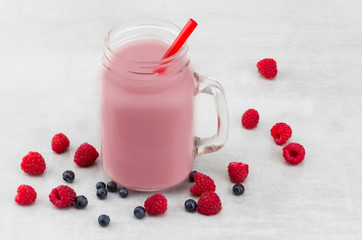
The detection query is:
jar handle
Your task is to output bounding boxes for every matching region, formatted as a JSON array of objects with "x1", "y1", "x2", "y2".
[{"x1": 194, "y1": 73, "x2": 229, "y2": 156}]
